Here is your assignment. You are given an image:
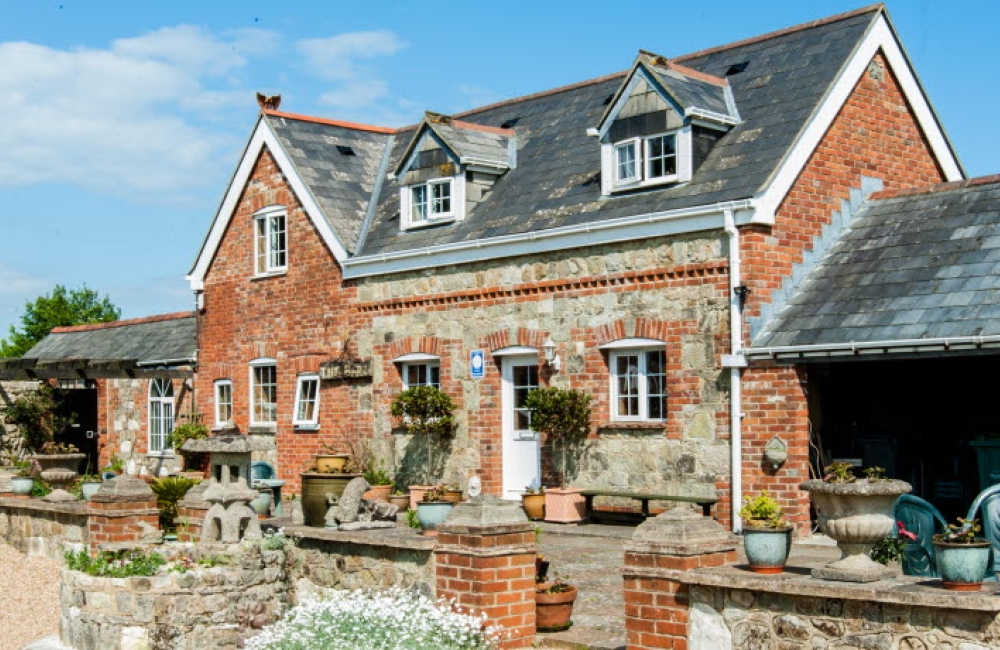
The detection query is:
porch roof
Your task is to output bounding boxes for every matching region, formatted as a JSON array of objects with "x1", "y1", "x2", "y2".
[
  {"x1": 748, "y1": 178, "x2": 1000, "y2": 363},
  {"x1": 0, "y1": 312, "x2": 197, "y2": 380}
]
